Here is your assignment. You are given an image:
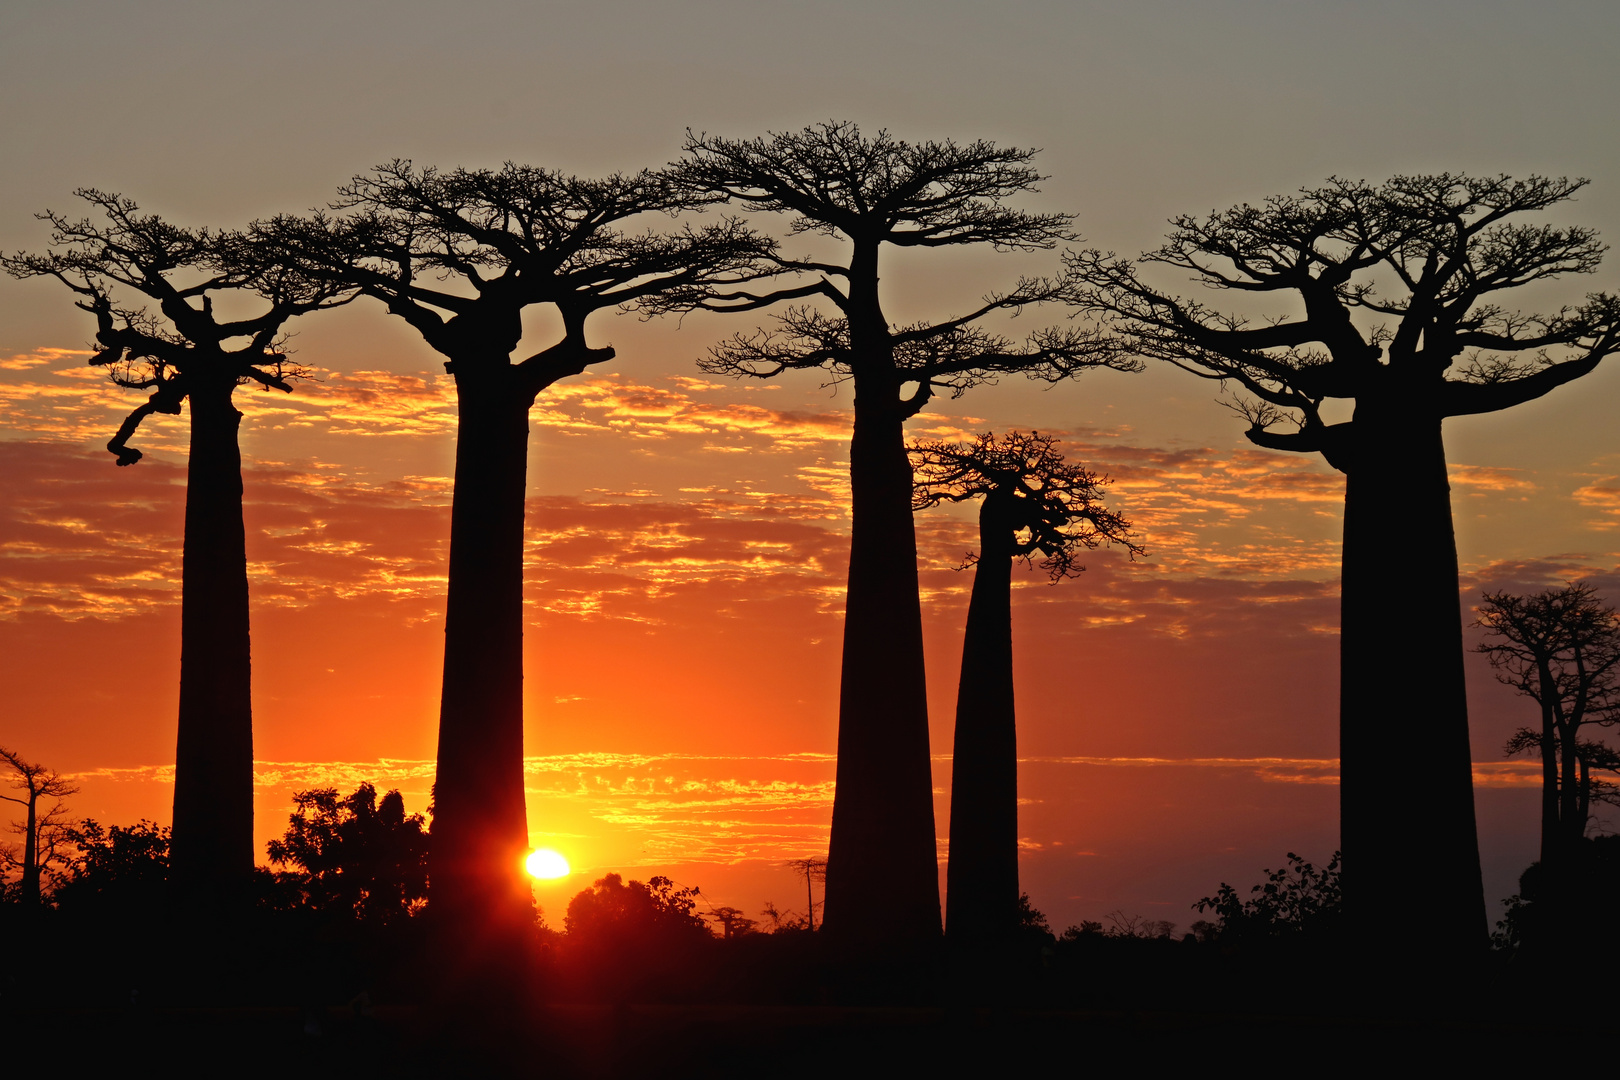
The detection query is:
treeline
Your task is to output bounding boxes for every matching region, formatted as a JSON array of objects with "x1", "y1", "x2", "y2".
[
  {"x1": 3, "y1": 779, "x2": 1356, "y2": 1007},
  {"x1": 5, "y1": 122, "x2": 1620, "y2": 986}
]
